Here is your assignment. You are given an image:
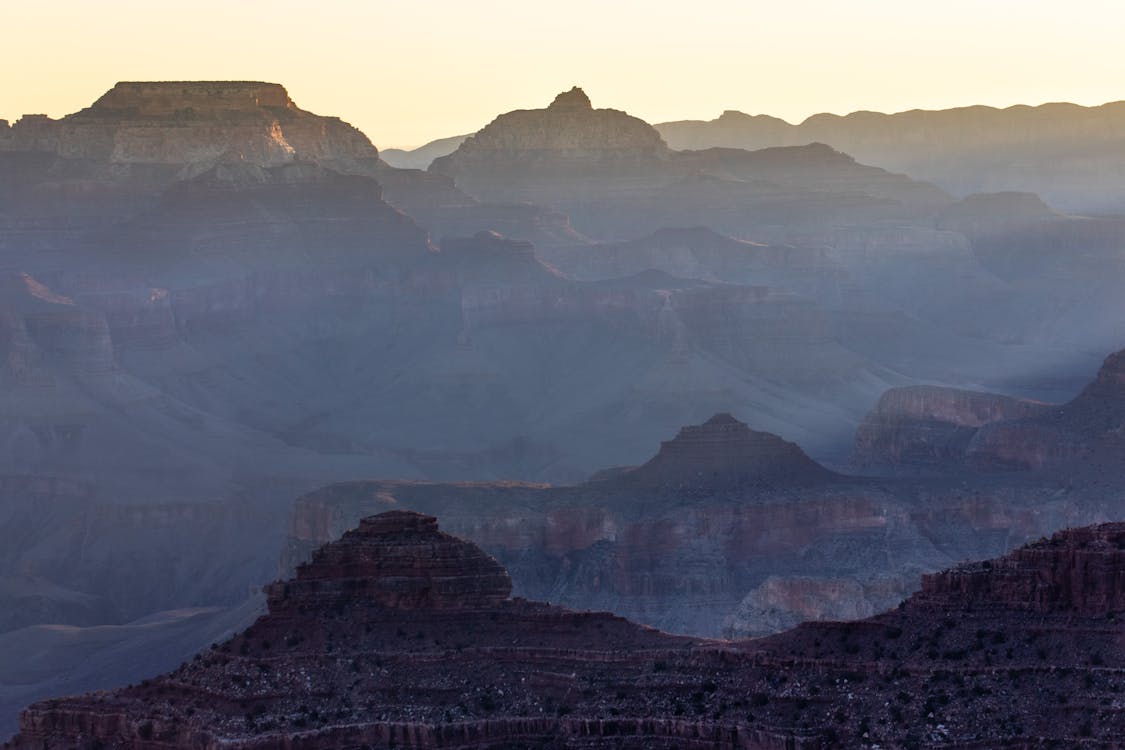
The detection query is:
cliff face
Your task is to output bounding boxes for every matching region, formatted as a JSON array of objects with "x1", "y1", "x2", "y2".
[
  {"x1": 1, "y1": 81, "x2": 380, "y2": 172},
  {"x1": 9, "y1": 514, "x2": 1125, "y2": 749},
  {"x1": 853, "y1": 385, "x2": 1051, "y2": 471},
  {"x1": 966, "y1": 348, "x2": 1125, "y2": 470},
  {"x1": 917, "y1": 523, "x2": 1125, "y2": 614}
]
